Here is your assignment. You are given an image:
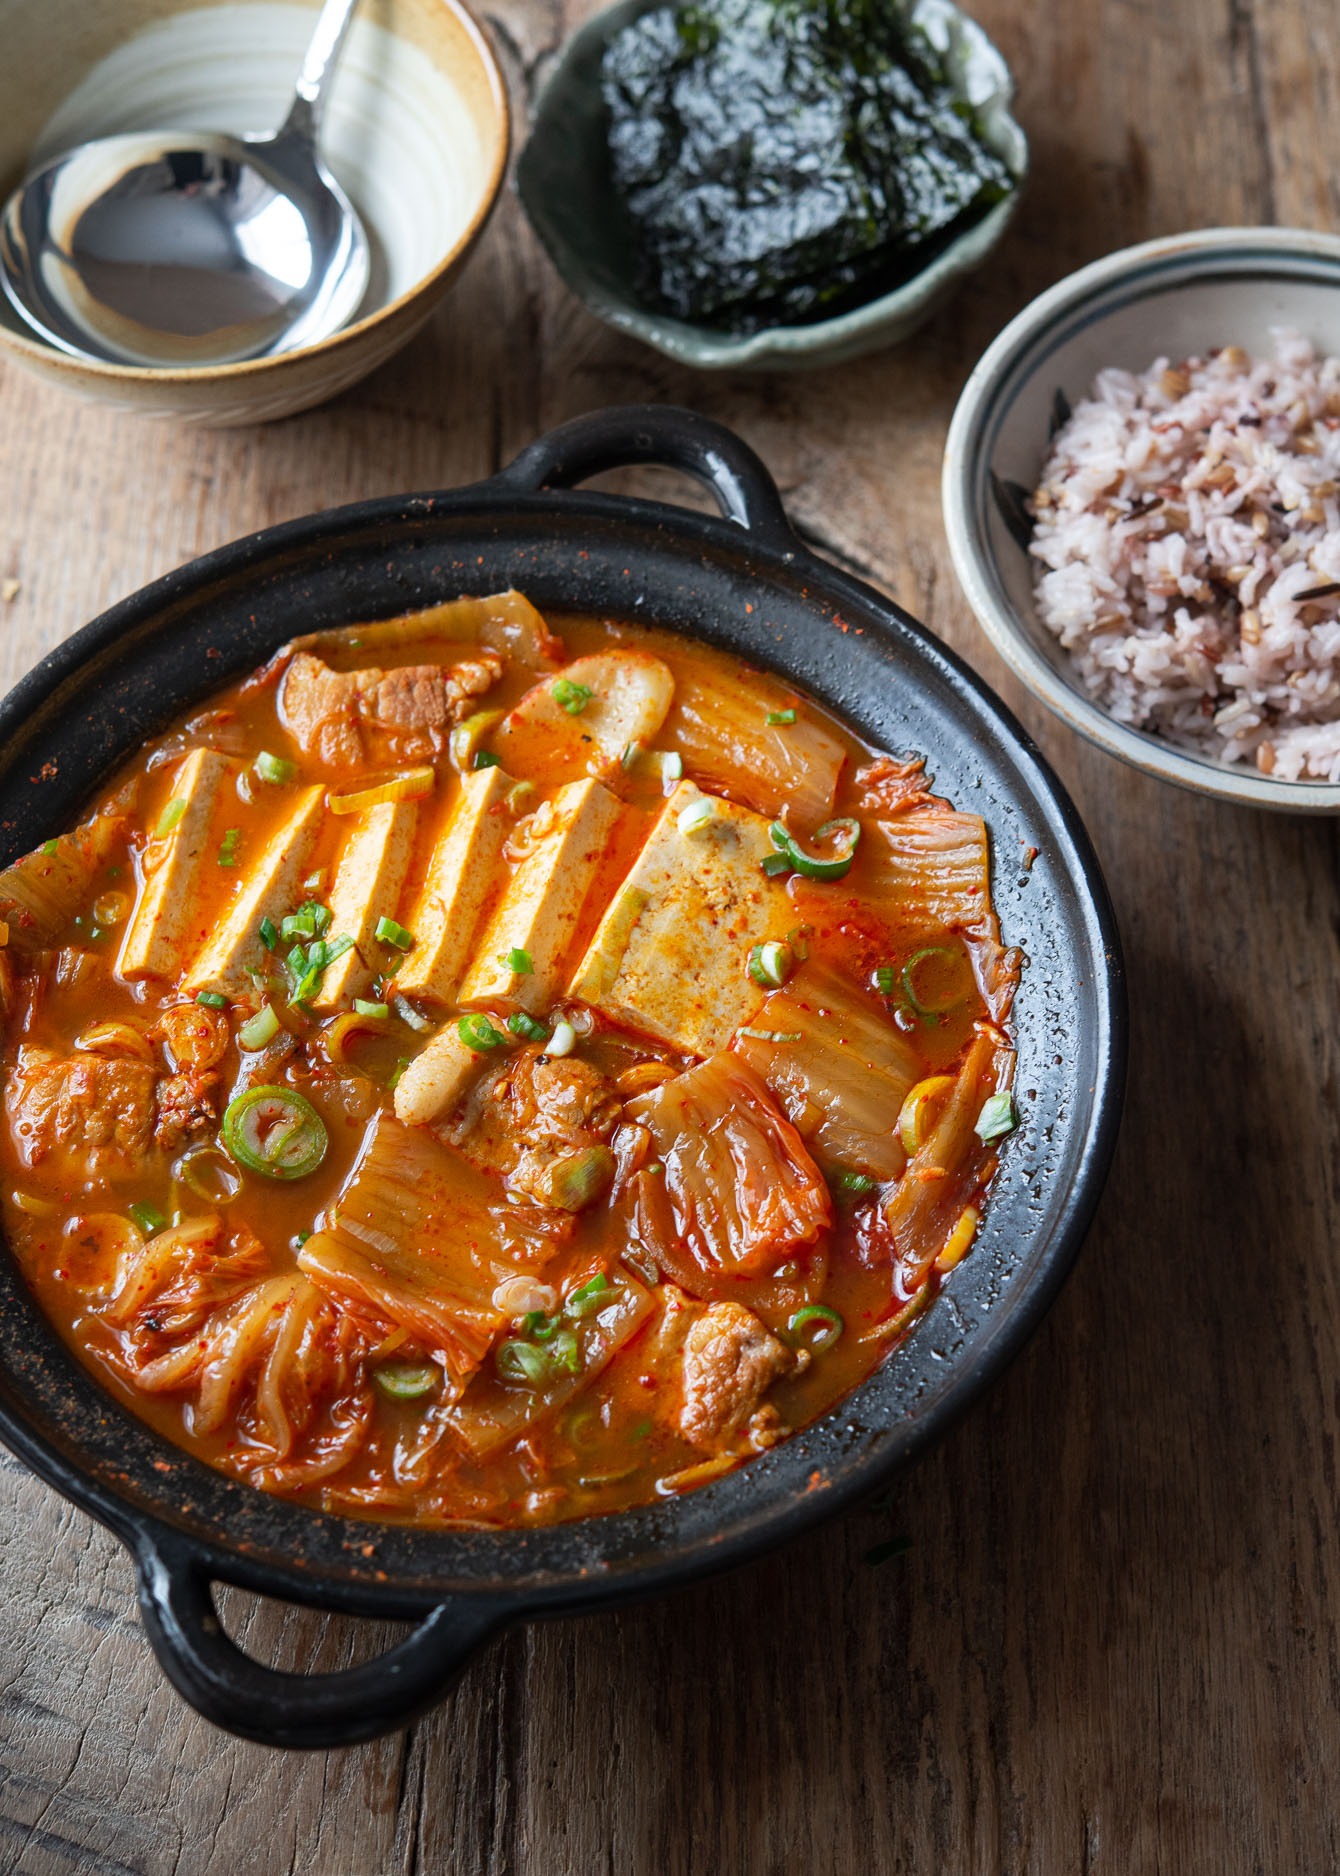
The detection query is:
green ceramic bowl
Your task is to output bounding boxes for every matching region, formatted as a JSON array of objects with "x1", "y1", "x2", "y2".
[{"x1": 516, "y1": 0, "x2": 1027, "y2": 373}]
